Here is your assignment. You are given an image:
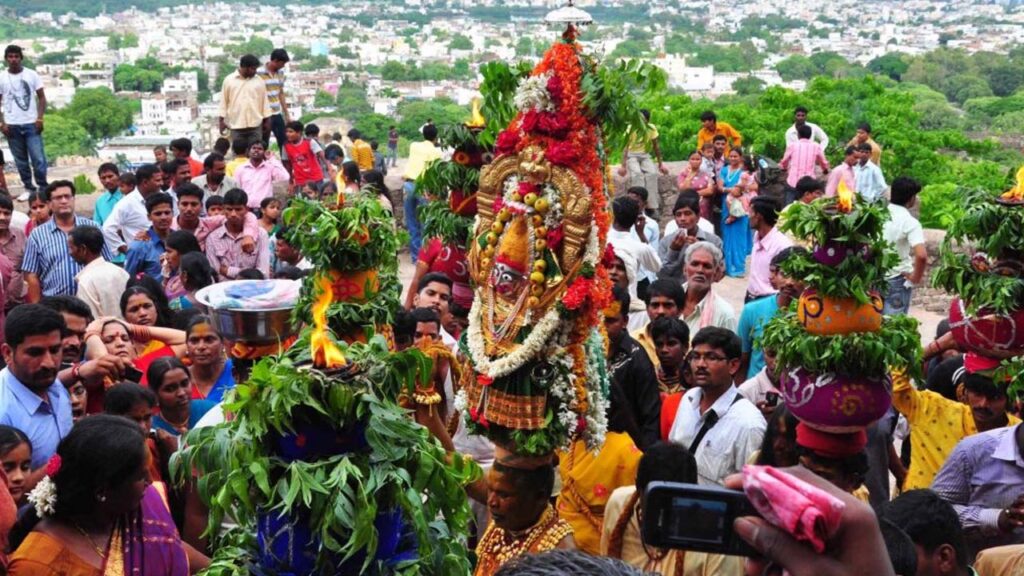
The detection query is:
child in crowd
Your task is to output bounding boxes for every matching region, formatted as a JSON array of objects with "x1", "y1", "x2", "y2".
[
  {"x1": 284, "y1": 121, "x2": 326, "y2": 196},
  {"x1": 25, "y1": 191, "x2": 50, "y2": 237},
  {"x1": 206, "y1": 195, "x2": 225, "y2": 217},
  {"x1": 119, "y1": 172, "x2": 137, "y2": 196},
  {"x1": 371, "y1": 140, "x2": 387, "y2": 175},
  {"x1": 259, "y1": 197, "x2": 282, "y2": 238},
  {"x1": 153, "y1": 145, "x2": 168, "y2": 164},
  {"x1": 0, "y1": 426, "x2": 31, "y2": 506},
  {"x1": 226, "y1": 137, "x2": 249, "y2": 177},
  {"x1": 305, "y1": 123, "x2": 334, "y2": 181}
]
